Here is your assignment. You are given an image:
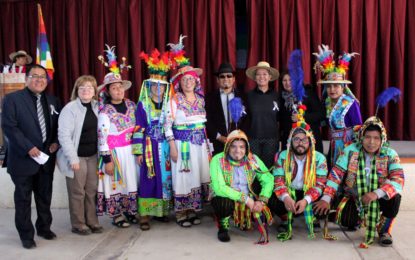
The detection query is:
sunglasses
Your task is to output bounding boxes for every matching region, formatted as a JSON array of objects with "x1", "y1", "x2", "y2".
[{"x1": 219, "y1": 74, "x2": 234, "y2": 79}]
